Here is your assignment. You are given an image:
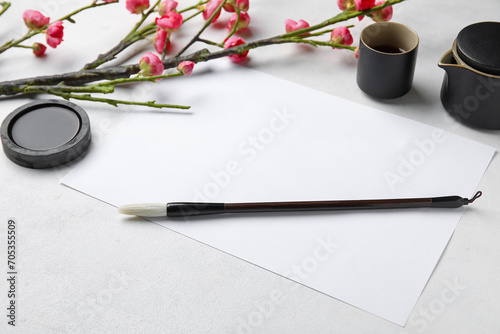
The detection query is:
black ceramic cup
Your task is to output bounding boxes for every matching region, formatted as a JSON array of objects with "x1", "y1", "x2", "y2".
[{"x1": 356, "y1": 22, "x2": 419, "y2": 99}]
